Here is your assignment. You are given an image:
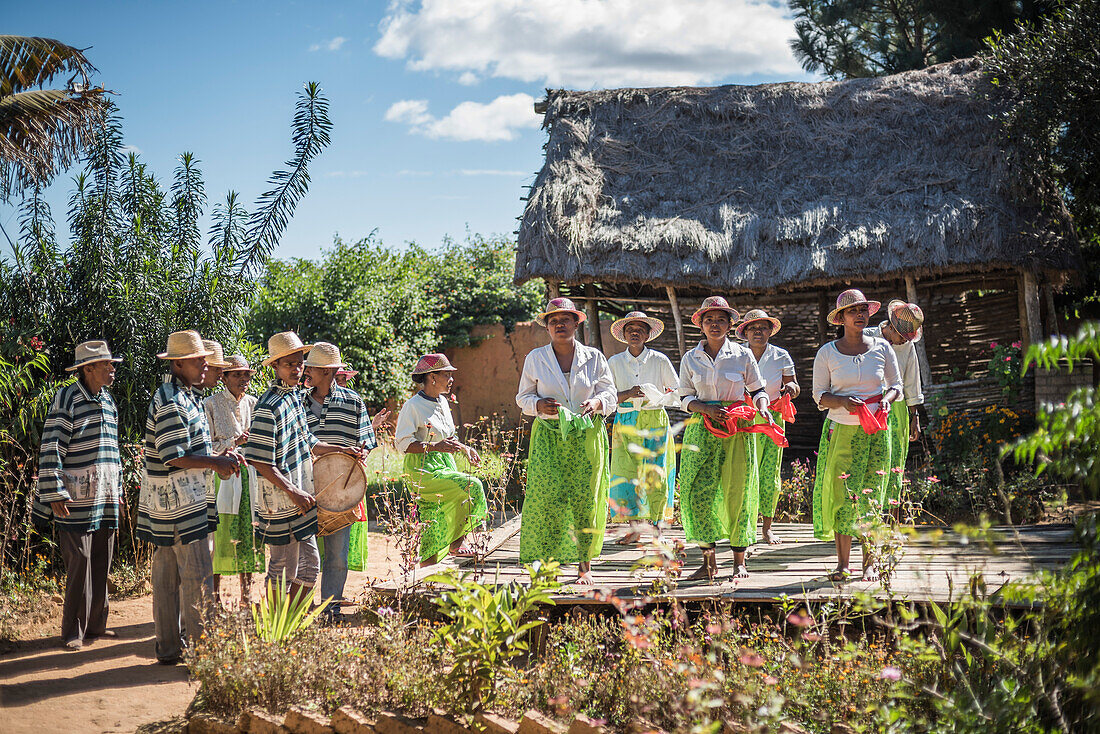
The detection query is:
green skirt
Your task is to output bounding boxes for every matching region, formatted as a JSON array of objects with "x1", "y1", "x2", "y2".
[
  {"x1": 811, "y1": 420, "x2": 890, "y2": 541},
  {"x1": 519, "y1": 417, "x2": 609, "y2": 564},
  {"x1": 885, "y1": 401, "x2": 909, "y2": 503},
  {"x1": 752, "y1": 410, "x2": 786, "y2": 519},
  {"x1": 679, "y1": 410, "x2": 759, "y2": 548},
  {"x1": 404, "y1": 451, "x2": 487, "y2": 563},
  {"x1": 317, "y1": 519, "x2": 371, "y2": 571},
  {"x1": 212, "y1": 472, "x2": 265, "y2": 575},
  {"x1": 609, "y1": 407, "x2": 677, "y2": 523}
]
